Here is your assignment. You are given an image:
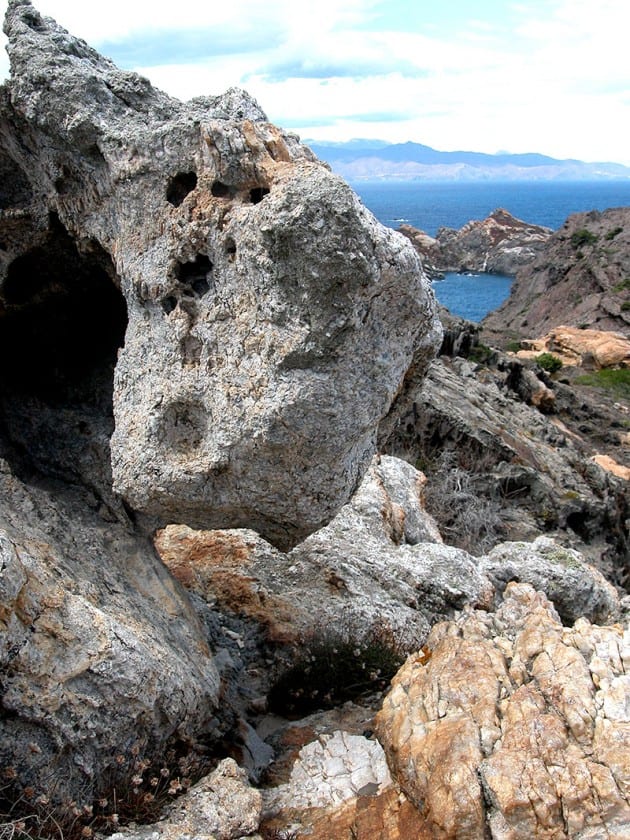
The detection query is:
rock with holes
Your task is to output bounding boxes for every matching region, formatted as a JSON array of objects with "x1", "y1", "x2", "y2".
[
  {"x1": 376, "y1": 583, "x2": 630, "y2": 839},
  {"x1": 0, "y1": 0, "x2": 440, "y2": 550}
]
